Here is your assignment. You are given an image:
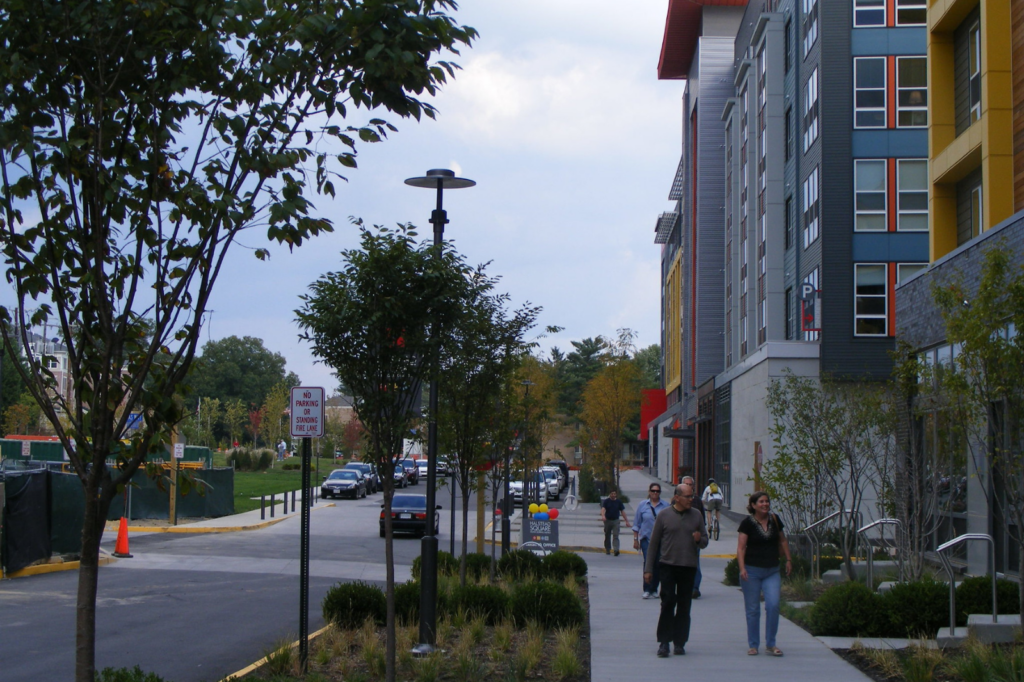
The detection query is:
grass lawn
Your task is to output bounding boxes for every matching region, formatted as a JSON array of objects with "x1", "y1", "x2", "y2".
[{"x1": 233, "y1": 459, "x2": 349, "y2": 513}]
